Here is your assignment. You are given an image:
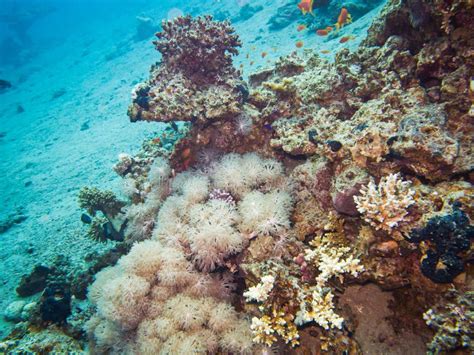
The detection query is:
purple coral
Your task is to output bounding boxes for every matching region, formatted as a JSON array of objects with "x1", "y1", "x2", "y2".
[{"x1": 154, "y1": 15, "x2": 241, "y2": 81}]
